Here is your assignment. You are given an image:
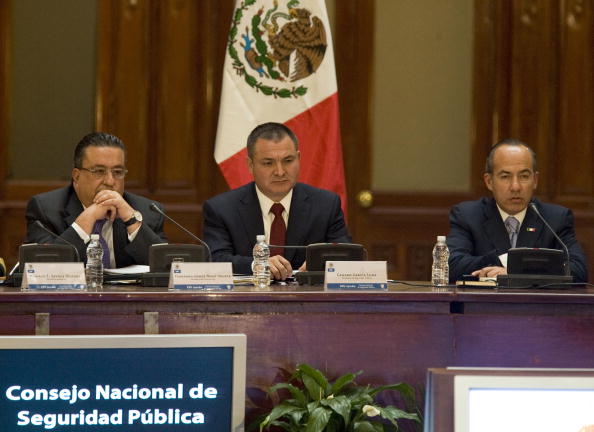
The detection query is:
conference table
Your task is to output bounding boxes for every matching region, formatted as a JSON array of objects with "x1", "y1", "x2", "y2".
[{"x1": 1, "y1": 282, "x2": 594, "y2": 420}]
